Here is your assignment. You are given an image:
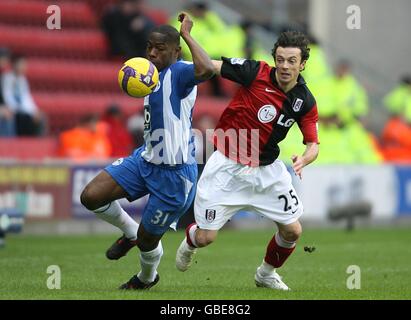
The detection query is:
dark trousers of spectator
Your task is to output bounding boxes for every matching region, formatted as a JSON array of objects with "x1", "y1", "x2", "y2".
[
  {"x1": 0, "y1": 115, "x2": 15, "y2": 136},
  {"x1": 0, "y1": 229, "x2": 5, "y2": 248},
  {"x1": 15, "y1": 112, "x2": 39, "y2": 136}
]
